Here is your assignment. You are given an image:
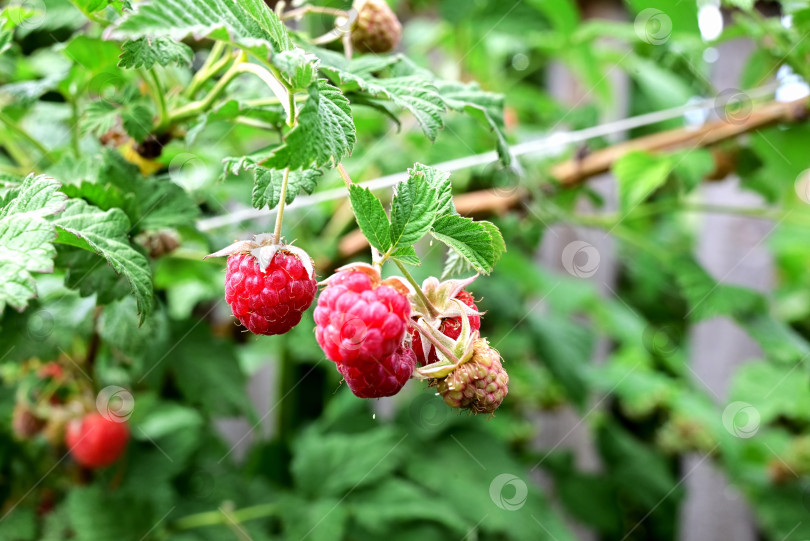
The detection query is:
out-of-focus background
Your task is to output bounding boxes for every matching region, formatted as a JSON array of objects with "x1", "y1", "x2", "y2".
[{"x1": 2, "y1": 0, "x2": 810, "y2": 539}]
